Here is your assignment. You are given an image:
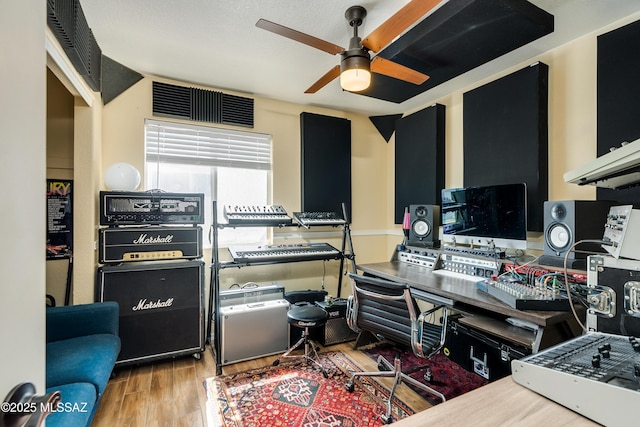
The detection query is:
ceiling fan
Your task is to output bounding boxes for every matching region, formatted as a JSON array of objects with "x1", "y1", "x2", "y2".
[{"x1": 256, "y1": 1, "x2": 440, "y2": 94}]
